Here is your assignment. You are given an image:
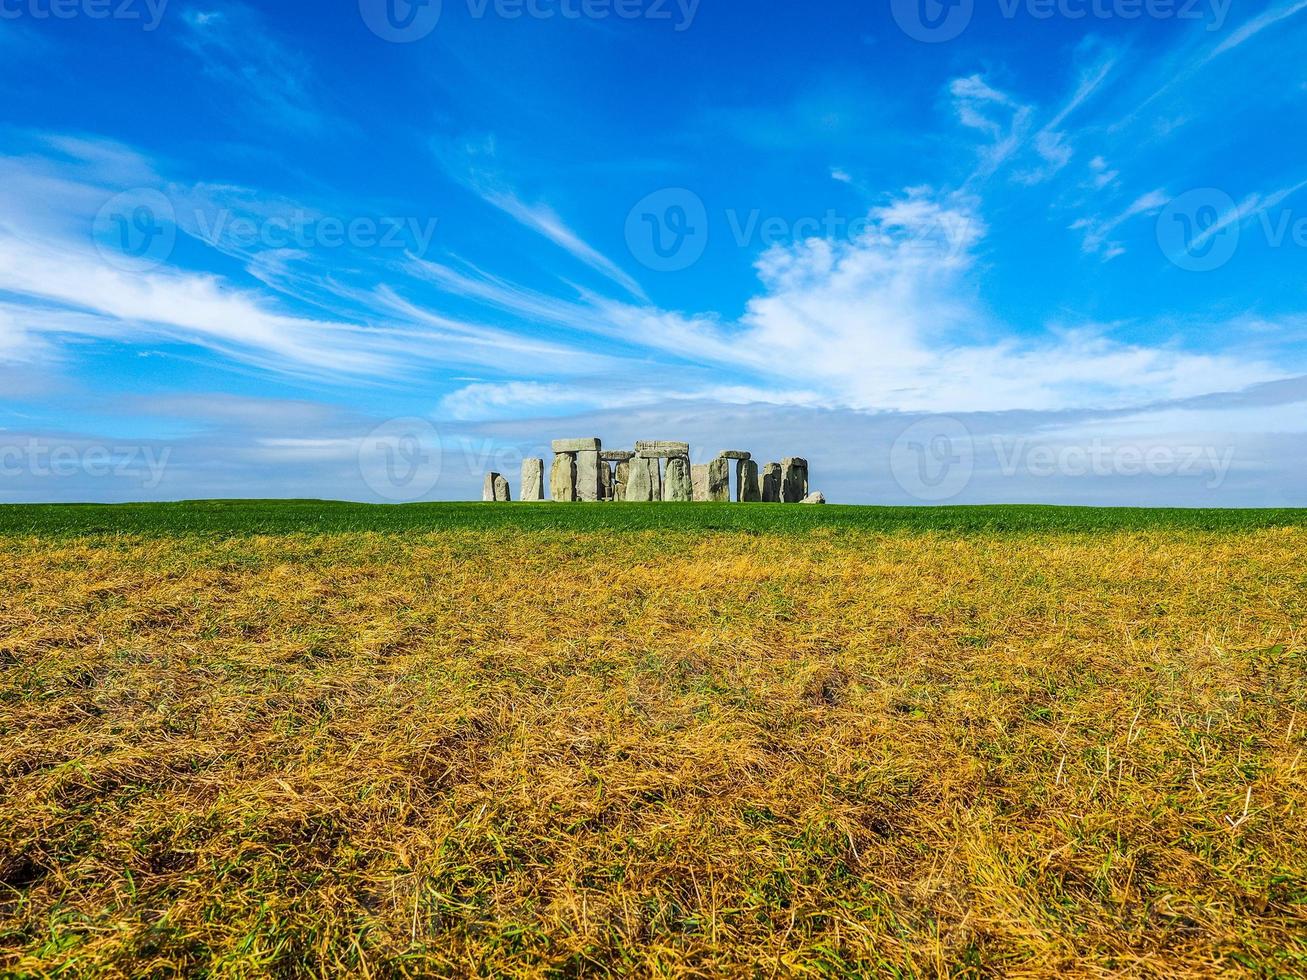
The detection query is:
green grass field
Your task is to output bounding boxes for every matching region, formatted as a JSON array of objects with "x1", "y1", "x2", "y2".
[
  {"x1": 1, "y1": 502, "x2": 1305, "y2": 976},
  {"x1": 3, "y1": 499, "x2": 1307, "y2": 537}
]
